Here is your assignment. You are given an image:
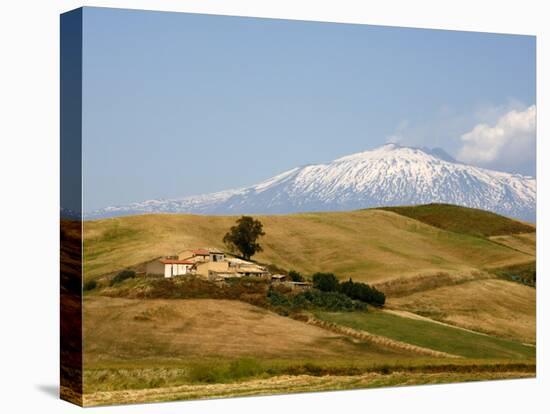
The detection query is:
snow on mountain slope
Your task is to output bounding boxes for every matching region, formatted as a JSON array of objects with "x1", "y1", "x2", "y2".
[{"x1": 87, "y1": 144, "x2": 536, "y2": 222}]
